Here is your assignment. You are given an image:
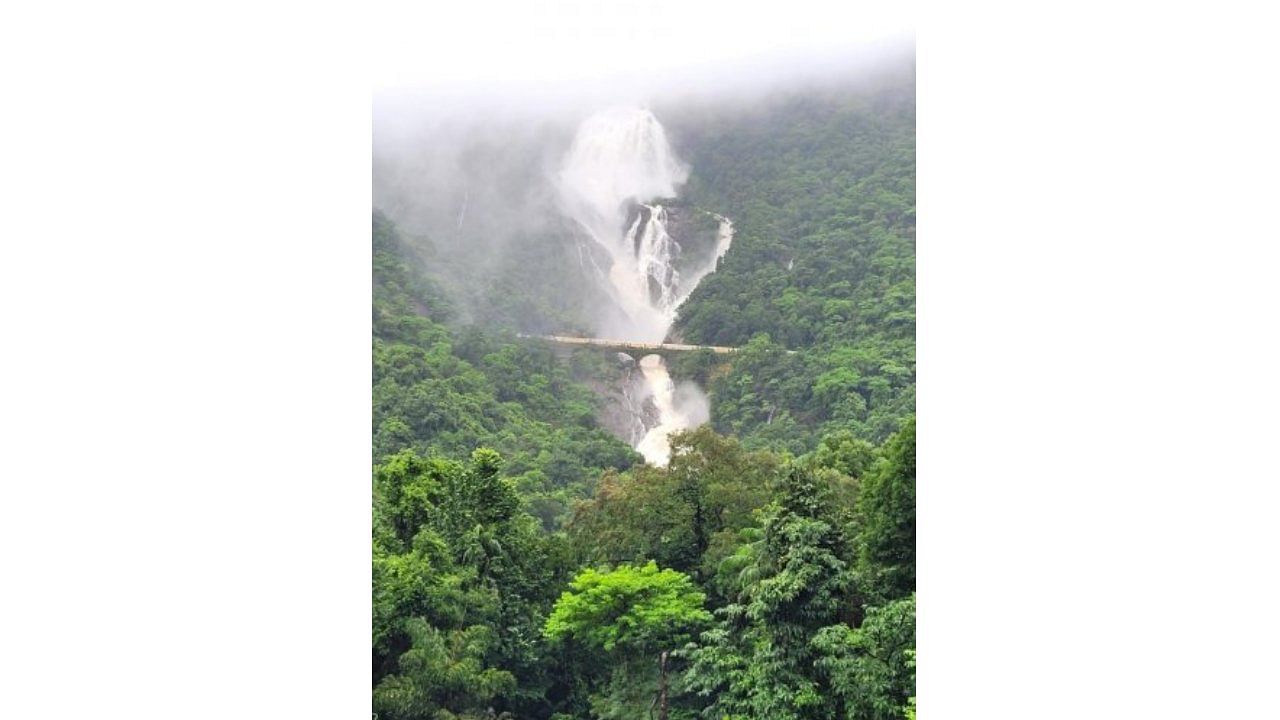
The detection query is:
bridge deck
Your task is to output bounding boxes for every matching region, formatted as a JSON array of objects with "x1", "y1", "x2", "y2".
[{"x1": 521, "y1": 334, "x2": 738, "y2": 354}]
